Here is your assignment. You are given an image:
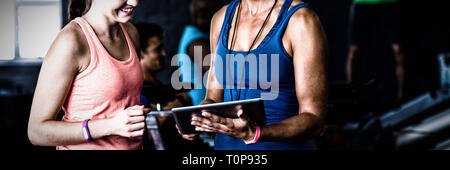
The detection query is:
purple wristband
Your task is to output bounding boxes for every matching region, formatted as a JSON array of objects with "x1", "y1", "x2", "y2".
[{"x1": 82, "y1": 119, "x2": 93, "y2": 142}]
